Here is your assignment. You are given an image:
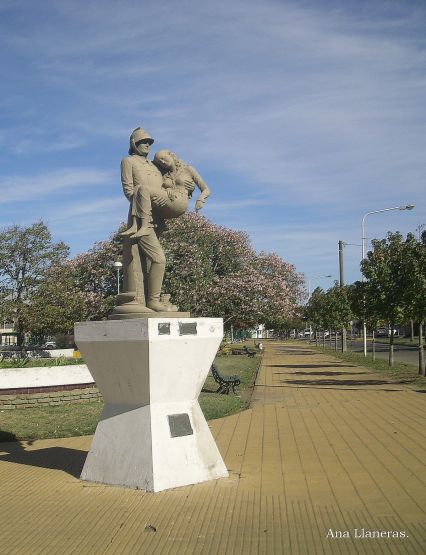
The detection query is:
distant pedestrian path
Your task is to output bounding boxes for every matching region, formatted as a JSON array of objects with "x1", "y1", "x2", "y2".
[{"x1": 0, "y1": 341, "x2": 425, "y2": 554}]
